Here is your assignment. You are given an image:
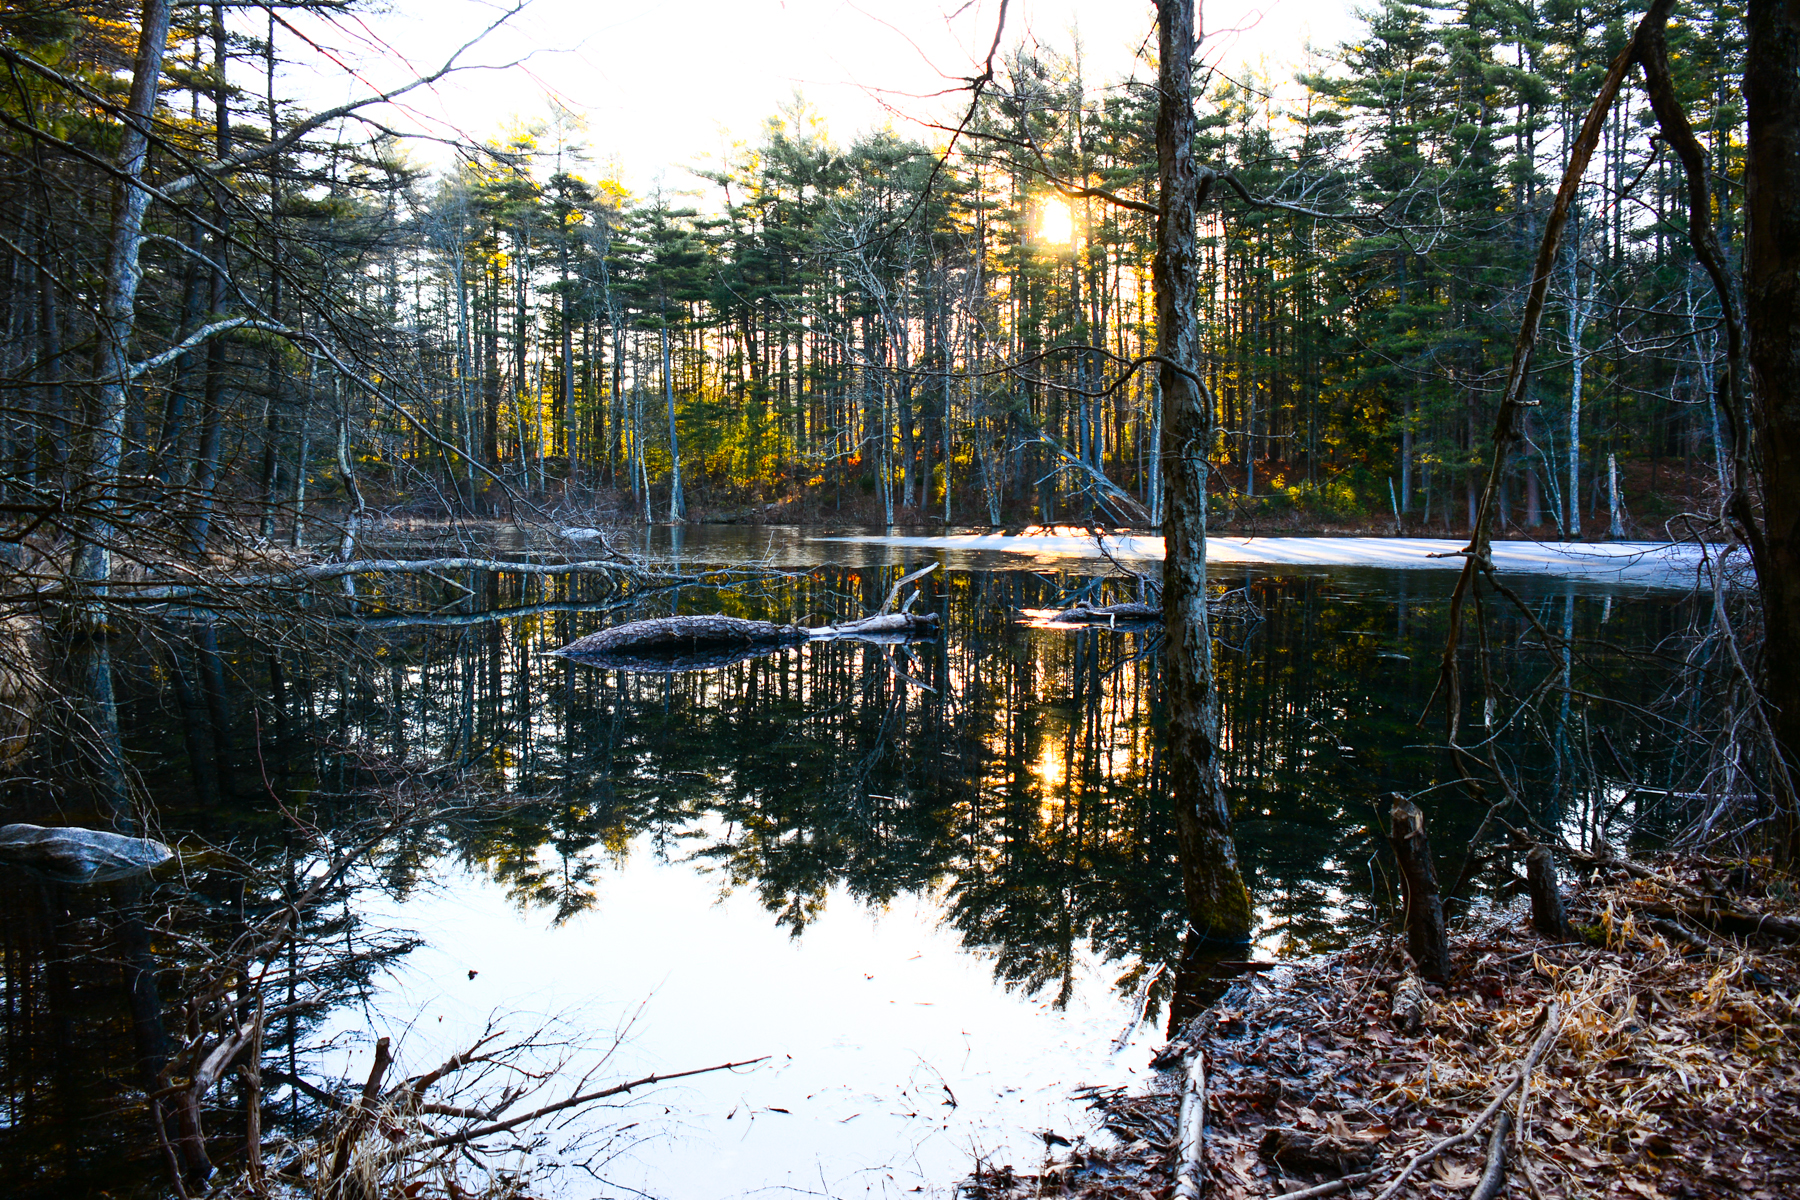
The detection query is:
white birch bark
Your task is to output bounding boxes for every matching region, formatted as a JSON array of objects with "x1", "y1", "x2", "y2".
[{"x1": 75, "y1": 0, "x2": 175, "y2": 590}]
